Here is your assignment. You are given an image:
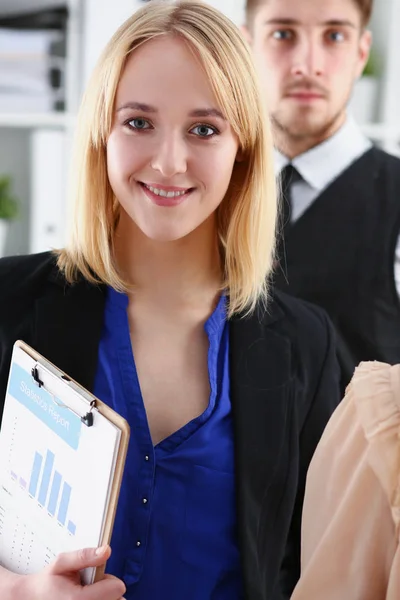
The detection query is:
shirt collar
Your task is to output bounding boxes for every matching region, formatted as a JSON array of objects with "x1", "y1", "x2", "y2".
[{"x1": 274, "y1": 116, "x2": 372, "y2": 191}]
